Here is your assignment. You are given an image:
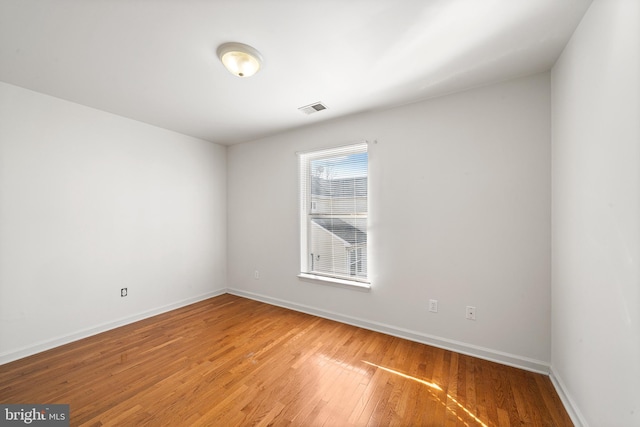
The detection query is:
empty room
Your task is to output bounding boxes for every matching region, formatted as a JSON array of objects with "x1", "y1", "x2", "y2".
[{"x1": 0, "y1": 0, "x2": 638, "y2": 426}]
